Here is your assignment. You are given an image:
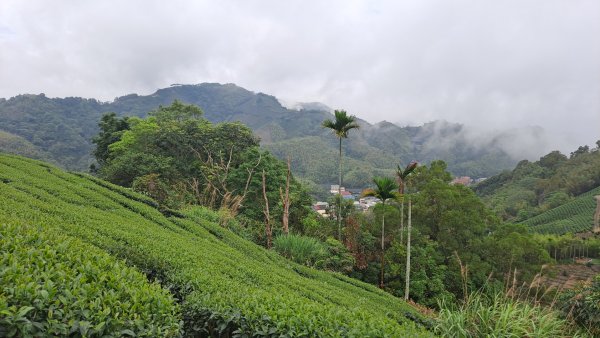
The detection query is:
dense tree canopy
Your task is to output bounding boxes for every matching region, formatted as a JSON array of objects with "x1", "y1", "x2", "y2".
[
  {"x1": 349, "y1": 161, "x2": 550, "y2": 304},
  {"x1": 94, "y1": 101, "x2": 311, "y2": 226}
]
